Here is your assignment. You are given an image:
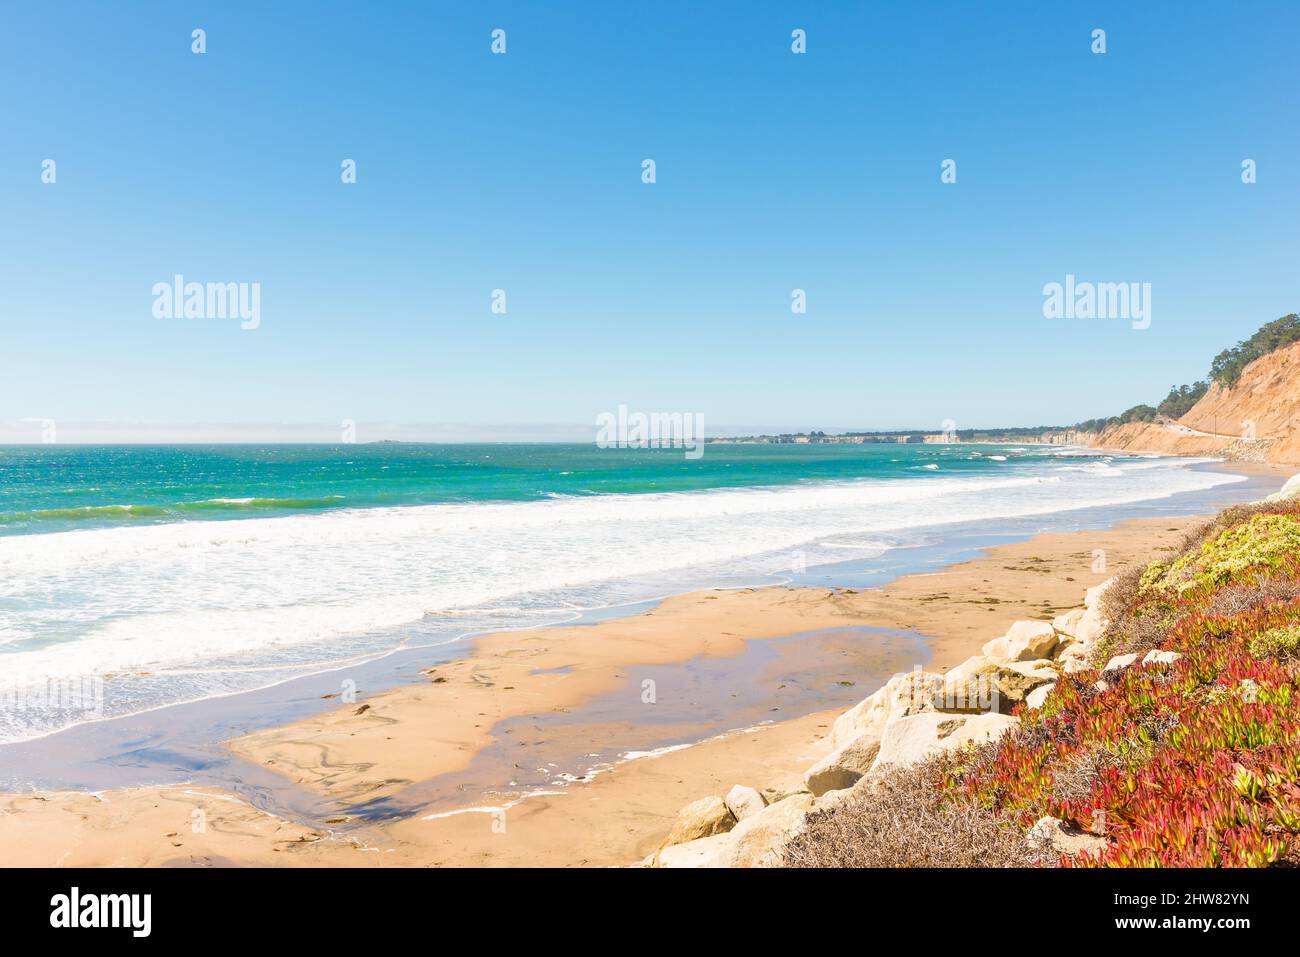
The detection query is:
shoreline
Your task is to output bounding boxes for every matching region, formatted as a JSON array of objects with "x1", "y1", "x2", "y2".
[
  {"x1": 0, "y1": 503, "x2": 1272, "y2": 865},
  {"x1": 1, "y1": 456, "x2": 1265, "y2": 791},
  {"x1": 0, "y1": 458, "x2": 1286, "y2": 866}
]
